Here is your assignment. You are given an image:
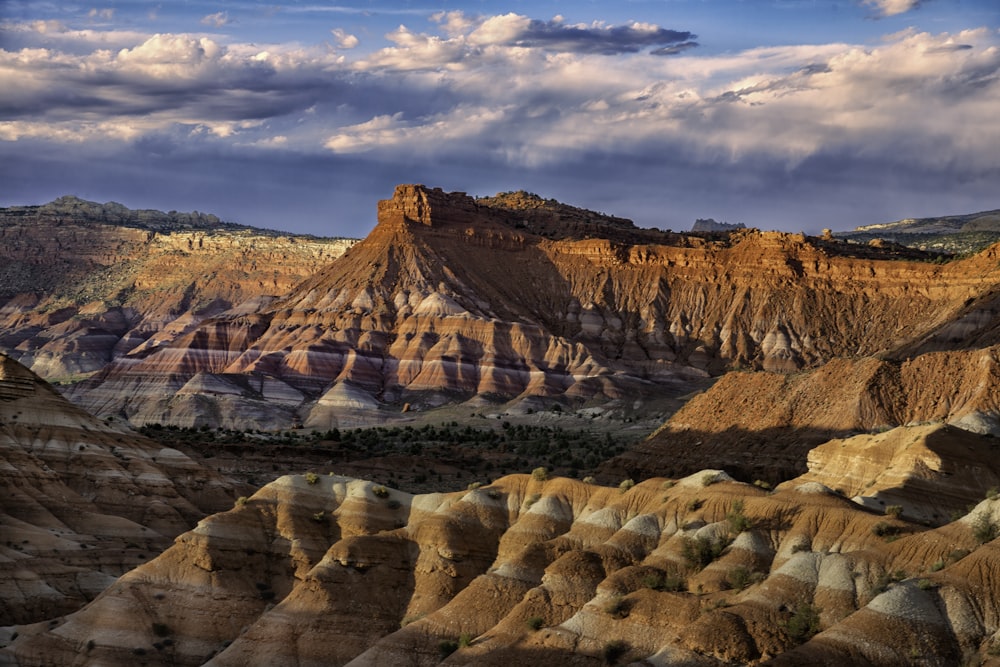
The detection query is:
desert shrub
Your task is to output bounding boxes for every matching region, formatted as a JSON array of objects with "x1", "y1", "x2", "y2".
[
  {"x1": 532, "y1": 467, "x2": 549, "y2": 481},
  {"x1": 885, "y1": 505, "x2": 903, "y2": 519},
  {"x1": 619, "y1": 479, "x2": 635, "y2": 493},
  {"x1": 726, "y1": 566, "x2": 754, "y2": 591},
  {"x1": 235, "y1": 496, "x2": 248, "y2": 508},
  {"x1": 662, "y1": 480, "x2": 676, "y2": 490},
  {"x1": 686, "y1": 498, "x2": 703, "y2": 512},
  {"x1": 486, "y1": 488, "x2": 502, "y2": 499},
  {"x1": 526, "y1": 616, "x2": 544, "y2": 631},
  {"x1": 726, "y1": 499, "x2": 752, "y2": 534},
  {"x1": 603, "y1": 595, "x2": 628, "y2": 619},
  {"x1": 929, "y1": 559, "x2": 944, "y2": 572},
  {"x1": 917, "y1": 578, "x2": 936, "y2": 590},
  {"x1": 371, "y1": 485, "x2": 390, "y2": 499},
  {"x1": 311, "y1": 511, "x2": 325, "y2": 522},
  {"x1": 988, "y1": 487, "x2": 999, "y2": 501},
  {"x1": 304, "y1": 472, "x2": 319, "y2": 485},
  {"x1": 973, "y1": 513, "x2": 999, "y2": 544},
  {"x1": 582, "y1": 476, "x2": 596, "y2": 485},
  {"x1": 948, "y1": 548, "x2": 970, "y2": 563},
  {"x1": 872, "y1": 521, "x2": 901, "y2": 538},
  {"x1": 701, "y1": 472, "x2": 720, "y2": 487},
  {"x1": 785, "y1": 604, "x2": 821, "y2": 642},
  {"x1": 642, "y1": 570, "x2": 686, "y2": 592},
  {"x1": 438, "y1": 640, "x2": 459, "y2": 658},
  {"x1": 458, "y1": 633, "x2": 473, "y2": 648},
  {"x1": 602, "y1": 639, "x2": 629, "y2": 664},
  {"x1": 753, "y1": 479, "x2": 772, "y2": 491},
  {"x1": 681, "y1": 535, "x2": 732, "y2": 571},
  {"x1": 467, "y1": 481, "x2": 483, "y2": 490}
]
